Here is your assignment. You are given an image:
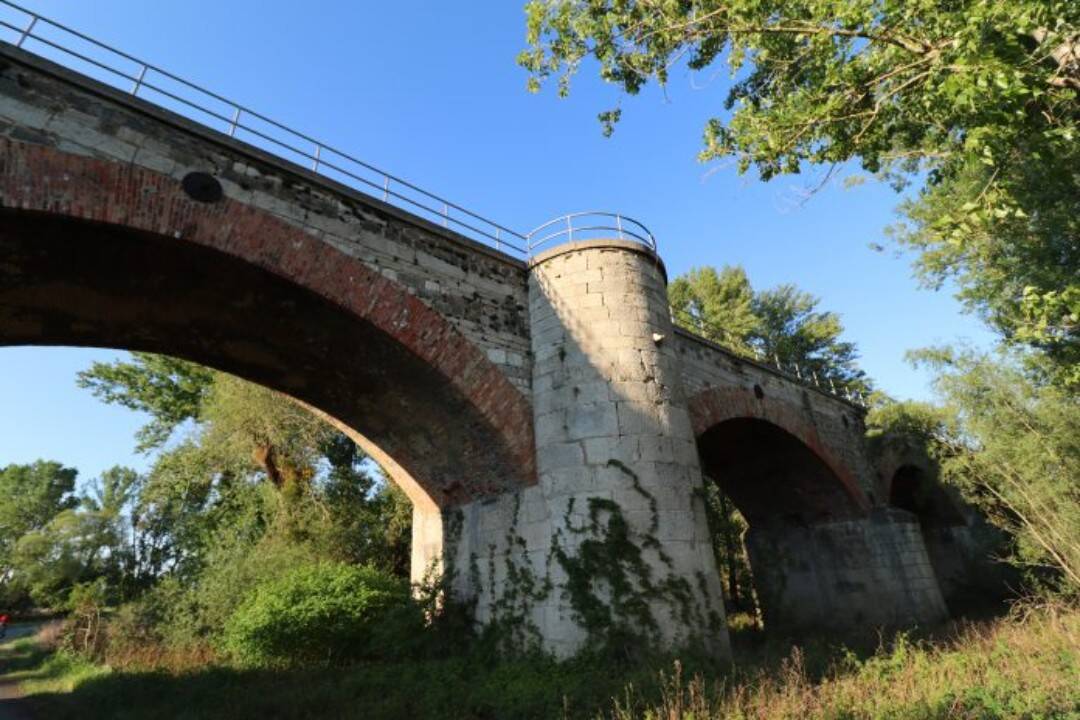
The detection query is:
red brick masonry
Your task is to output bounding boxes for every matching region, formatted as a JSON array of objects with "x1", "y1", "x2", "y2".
[
  {"x1": 0, "y1": 139, "x2": 537, "y2": 504},
  {"x1": 688, "y1": 385, "x2": 869, "y2": 512}
]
